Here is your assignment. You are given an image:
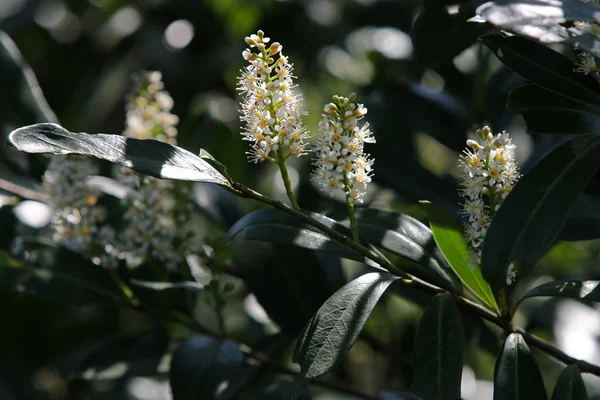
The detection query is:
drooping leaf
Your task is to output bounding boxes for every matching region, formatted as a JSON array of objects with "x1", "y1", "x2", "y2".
[
  {"x1": 482, "y1": 134, "x2": 600, "y2": 292},
  {"x1": 480, "y1": 34, "x2": 600, "y2": 107},
  {"x1": 515, "y1": 280, "x2": 600, "y2": 311},
  {"x1": 130, "y1": 279, "x2": 204, "y2": 292},
  {"x1": 169, "y1": 336, "x2": 243, "y2": 400},
  {"x1": 559, "y1": 195, "x2": 600, "y2": 241},
  {"x1": 0, "y1": 250, "x2": 124, "y2": 304},
  {"x1": 411, "y1": 293, "x2": 464, "y2": 399},
  {"x1": 293, "y1": 272, "x2": 399, "y2": 379},
  {"x1": 508, "y1": 84, "x2": 600, "y2": 135},
  {"x1": 476, "y1": 0, "x2": 600, "y2": 57},
  {"x1": 494, "y1": 333, "x2": 547, "y2": 400},
  {"x1": 422, "y1": 201, "x2": 498, "y2": 311},
  {"x1": 551, "y1": 365, "x2": 588, "y2": 400},
  {"x1": 7, "y1": 123, "x2": 230, "y2": 186},
  {"x1": 233, "y1": 241, "x2": 345, "y2": 333}
]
